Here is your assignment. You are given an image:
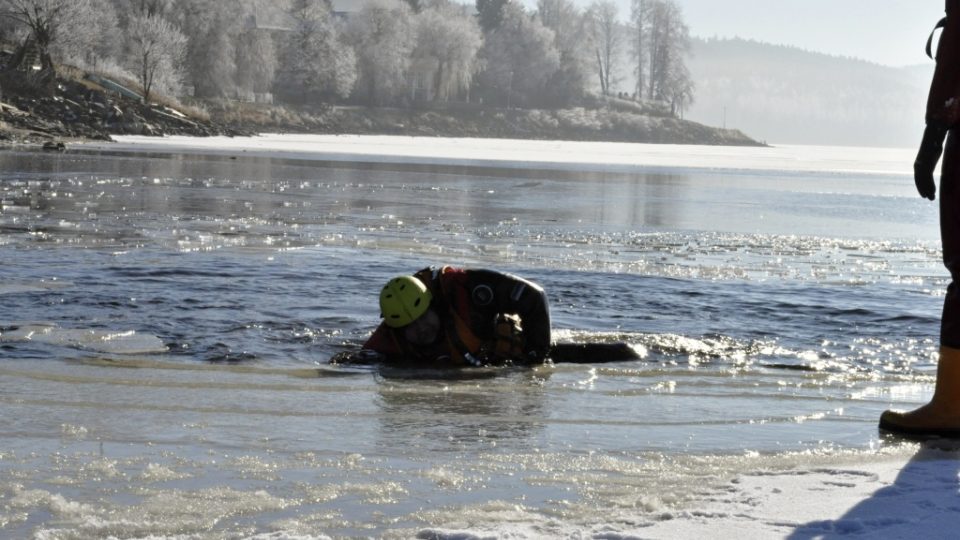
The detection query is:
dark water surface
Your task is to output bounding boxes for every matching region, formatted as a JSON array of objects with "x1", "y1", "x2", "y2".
[{"x1": 0, "y1": 147, "x2": 945, "y2": 537}]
